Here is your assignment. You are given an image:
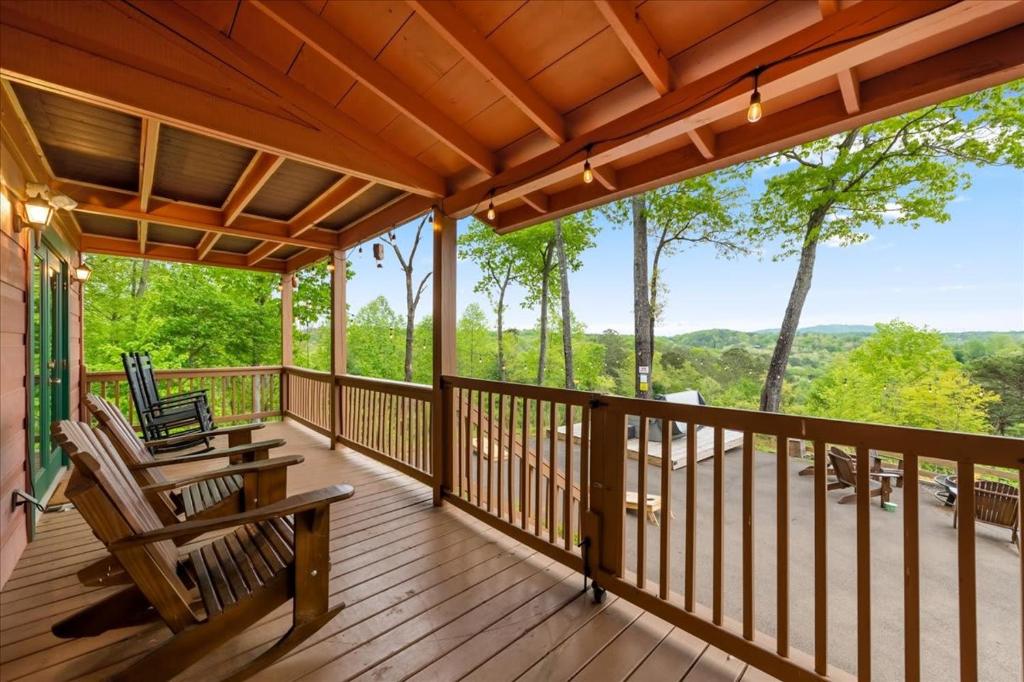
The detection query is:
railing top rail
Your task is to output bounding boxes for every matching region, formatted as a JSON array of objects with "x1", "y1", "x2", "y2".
[
  {"x1": 86, "y1": 365, "x2": 285, "y2": 380},
  {"x1": 601, "y1": 394, "x2": 1024, "y2": 467},
  {"x1": 443, "y1": 375, "x2": 593, "y2": 406},
  {"x1": 282, "y1": 365, "x2": 332, "y2": 381},
  {"x1": 337, "y1": 373, "x2": 432, "y2": 399}
]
